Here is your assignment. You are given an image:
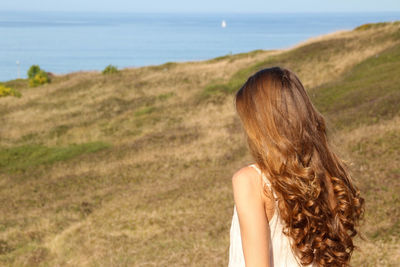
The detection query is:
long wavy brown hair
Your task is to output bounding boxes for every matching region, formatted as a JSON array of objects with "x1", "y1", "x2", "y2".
[{"x1": 234, "y1": 67, "x2": 365, "y2": 266}]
